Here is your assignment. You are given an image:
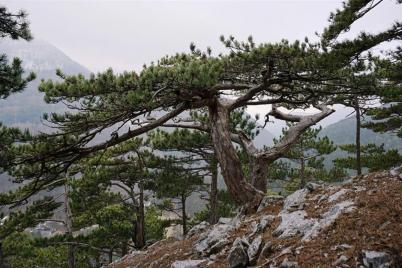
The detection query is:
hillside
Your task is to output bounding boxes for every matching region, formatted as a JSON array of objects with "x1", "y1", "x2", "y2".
[
  {"x1": 0, "y1": 39, "x2": 91, "y2": 127},
  {"x1": 320, "y1": 116, "x2": 402, "y2": 151},
  {"x1": 0, "y1": 39, "x2": 91, "y2": 210},
  {"x1": 107, "y1": 167, "x2": 402, "y2": 268}
]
